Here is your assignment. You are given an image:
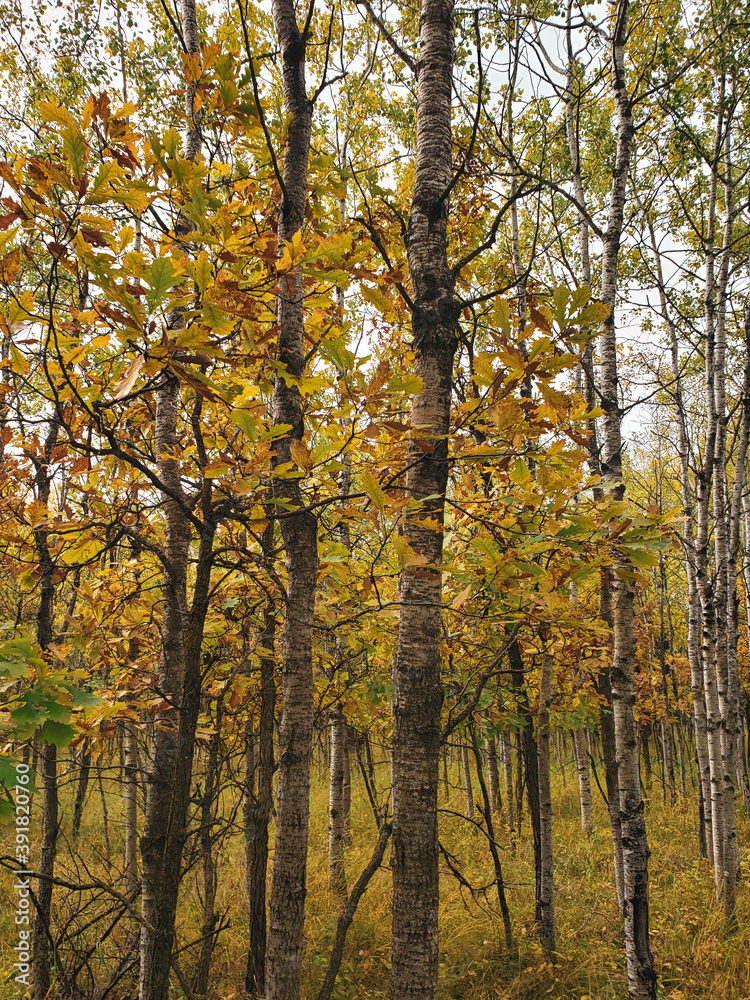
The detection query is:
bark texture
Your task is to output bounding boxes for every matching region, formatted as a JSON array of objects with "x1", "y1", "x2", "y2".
[
  {"x1": 264, "y1": 4, "x2": 318, "y2": 998},
  {"x1": 32, "y1": 418, "x2": 60, "y2": 1000},
  {"x1": 599, "y1": 3, "x2": 655, "y2": 996},
  {"x1": 138, "y1": 7, "x2": 218, "y2": 995},
  {"x1": 244, "y1": 535, "x2": 276, "y2": 996},
  {"x1": 329, "y1": 702, "x2": 348, "y2": 893},
  {"x1": 573, "y1": 728, "x2": 593, "y2": 836},
  {"x1": 538, "y1": 653, "x2": 555, "y2": 957},
  {"x1": 390, "y1": 1, "x2": 456, "y2": 995}
]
